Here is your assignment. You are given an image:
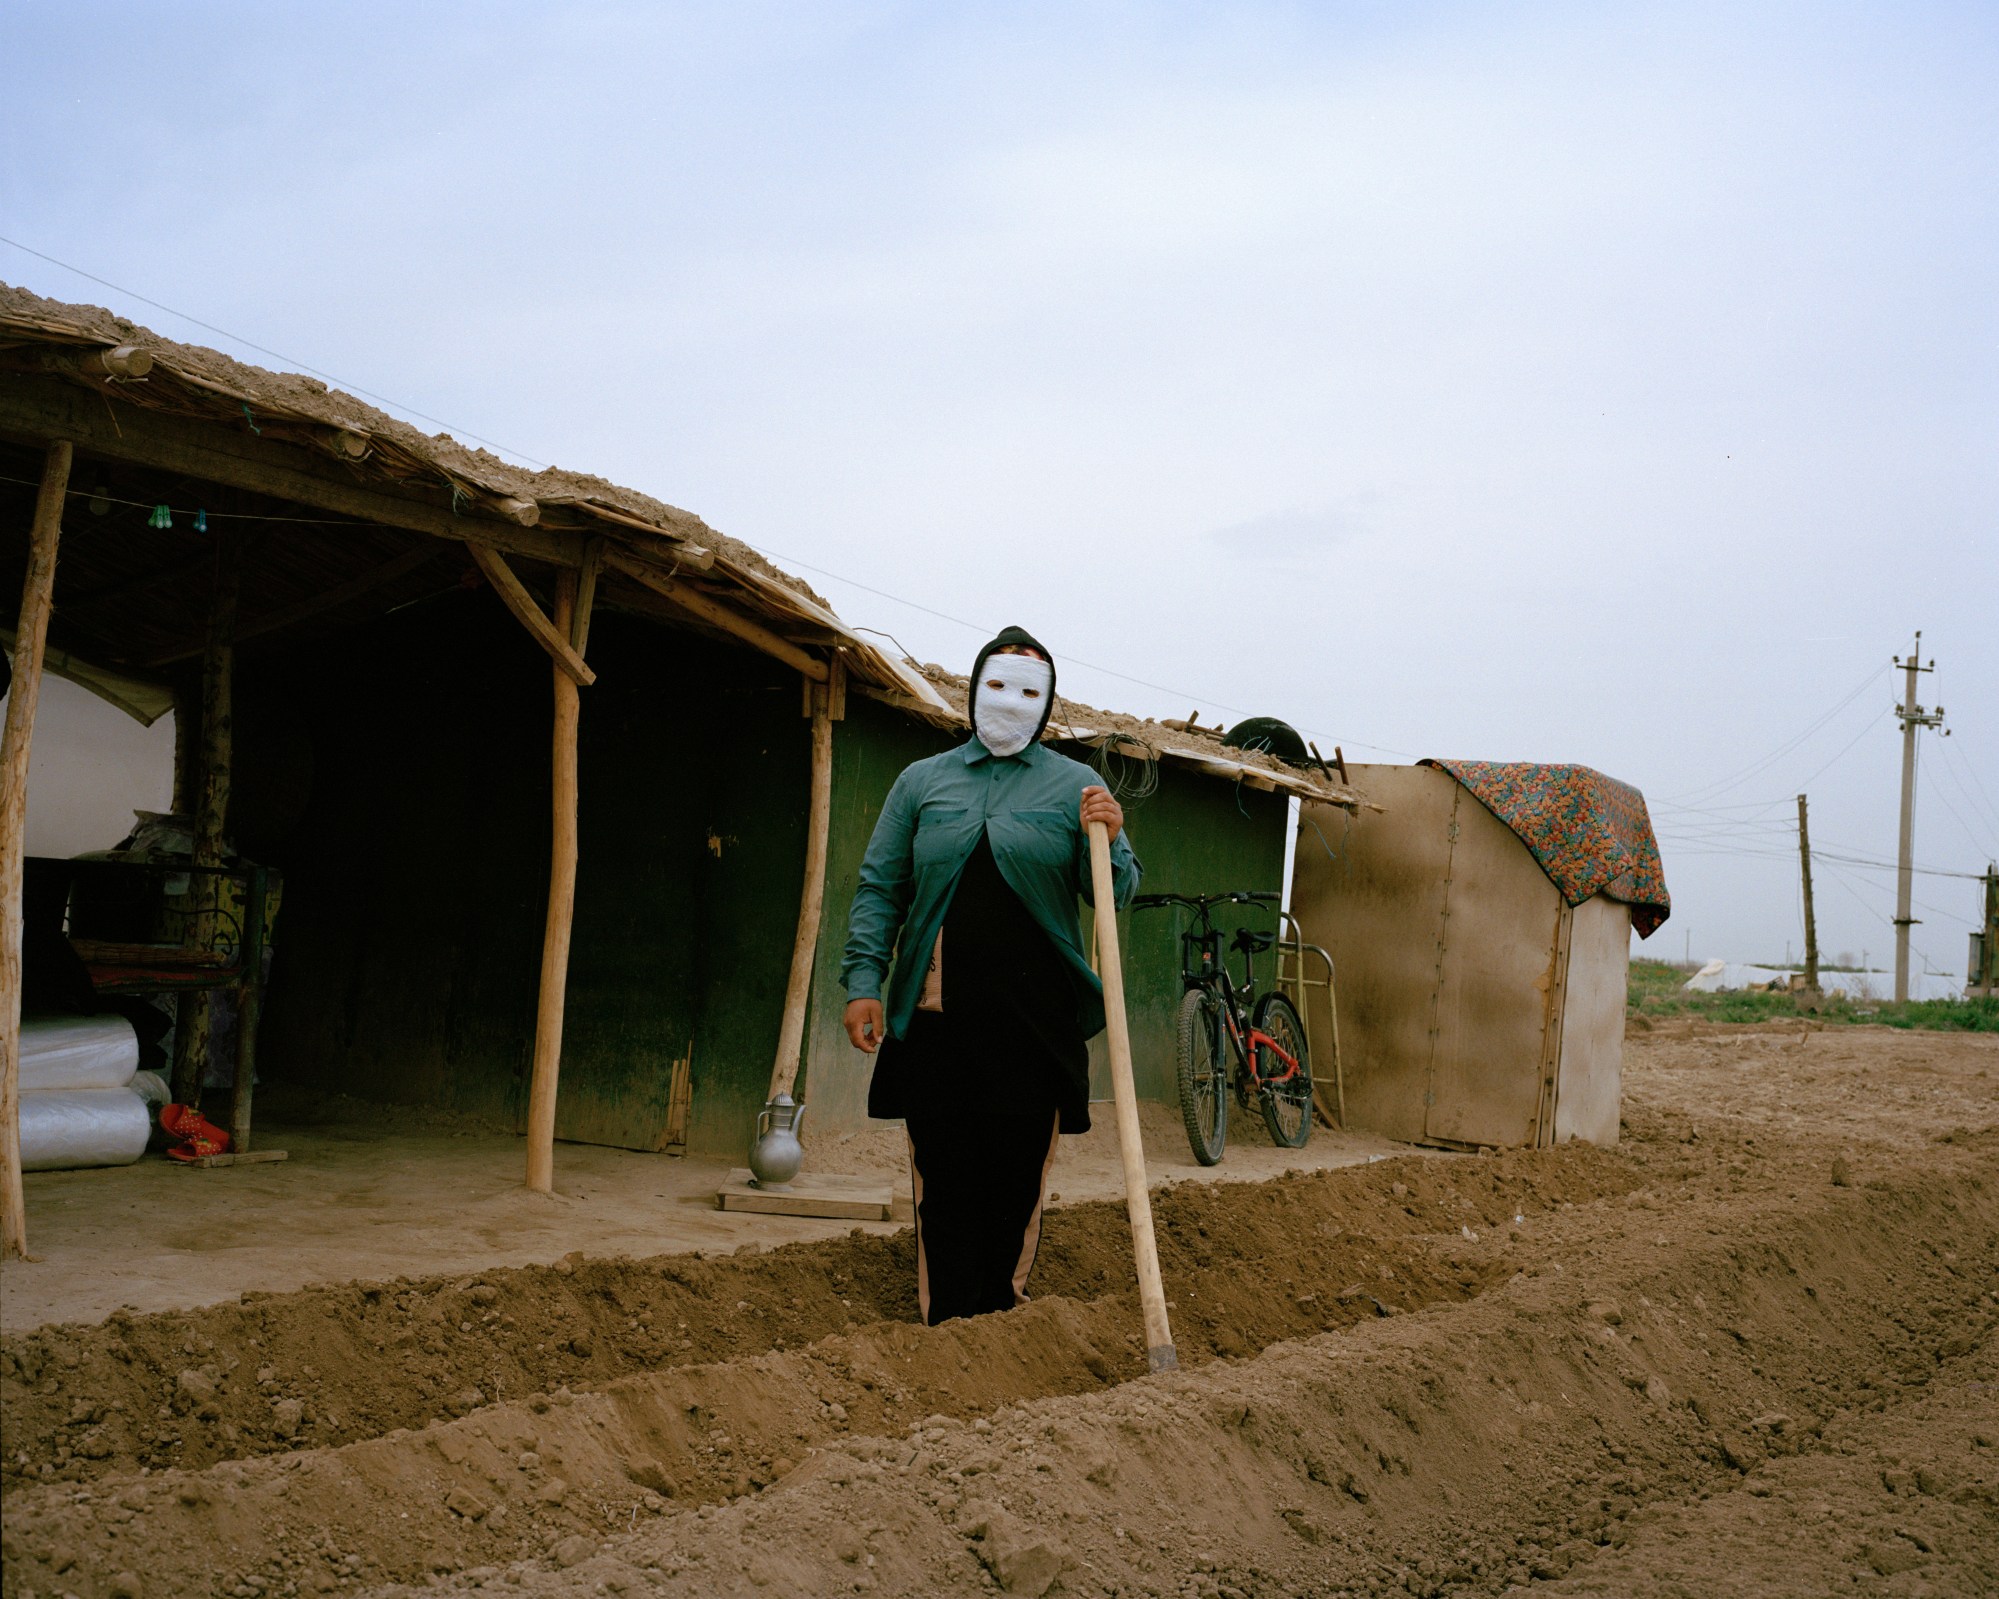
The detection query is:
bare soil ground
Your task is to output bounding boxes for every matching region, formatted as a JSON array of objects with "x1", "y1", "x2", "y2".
[
  {"x1": 0, "y1": 1097, "x2": 1410, "y2": 1334},
  {"x1": 4, "y1": 1021, "x2": 1995, "y2": 1598}
]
